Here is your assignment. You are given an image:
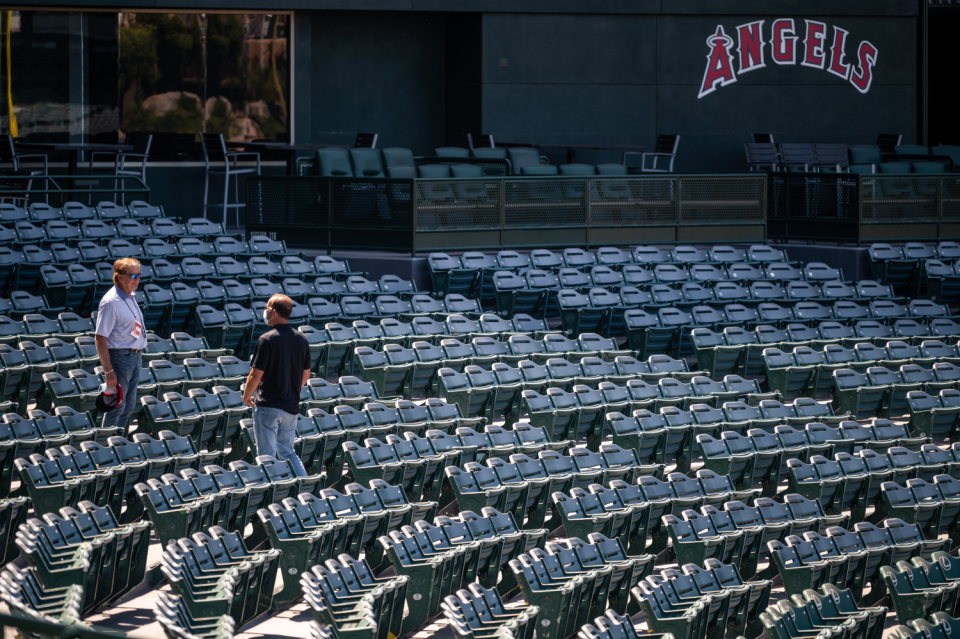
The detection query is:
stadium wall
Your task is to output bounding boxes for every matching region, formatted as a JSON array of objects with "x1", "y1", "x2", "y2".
[
  {"x1": 290, "y1": 1, "x2": 919, "y2": 171},
  {"x1": 8, "y1": 0, "x2": 923, "y2": 204}
]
